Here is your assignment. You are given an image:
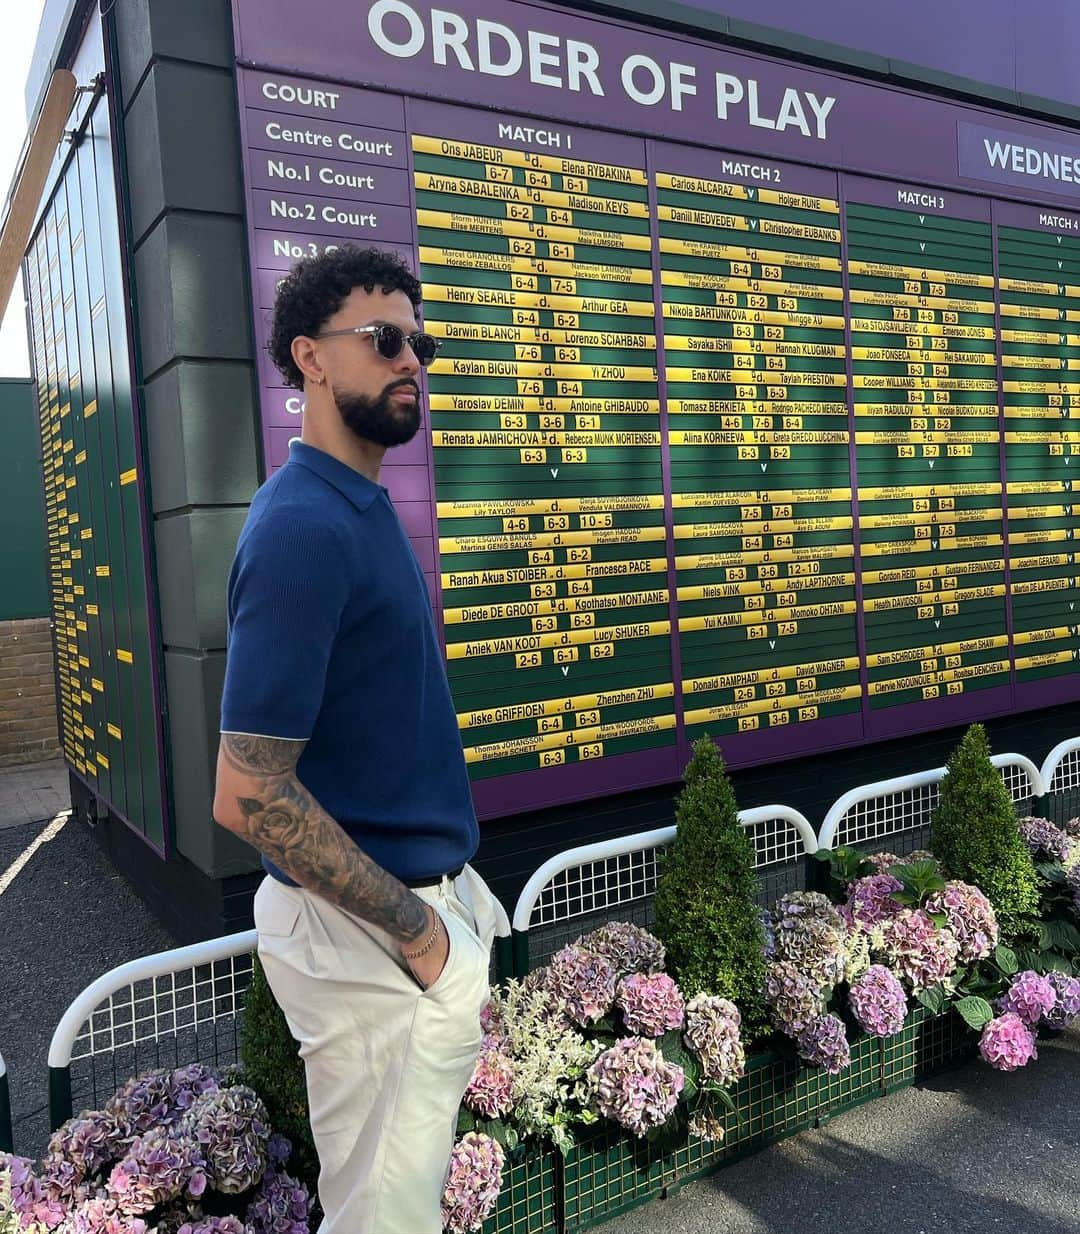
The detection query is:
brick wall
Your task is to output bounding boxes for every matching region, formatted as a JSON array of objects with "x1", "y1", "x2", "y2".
[{"x1": 0, "y1": 618, "x2": 61, "y2": 767}]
